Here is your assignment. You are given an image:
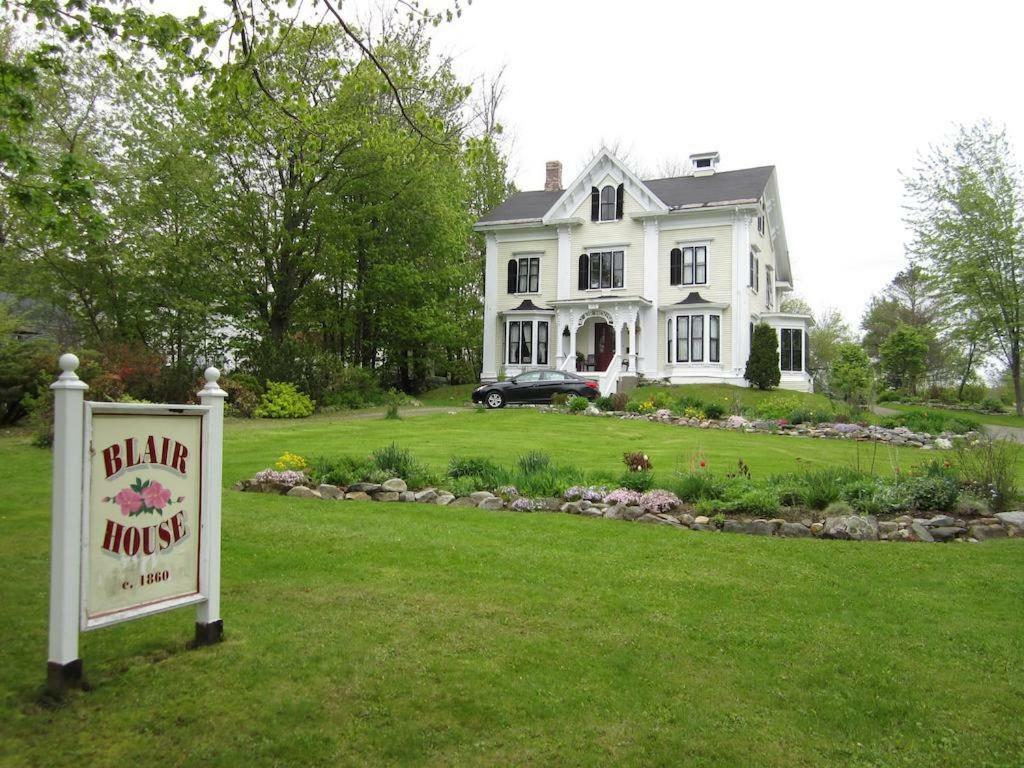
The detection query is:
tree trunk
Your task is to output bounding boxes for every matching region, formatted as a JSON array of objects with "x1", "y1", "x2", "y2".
[
  {"x1": 957, "y1": 341, "x2": 976, "y2": 400},
  {"x1": 1013, "y1": 341, "x2": 1023, "y2": 417}
]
